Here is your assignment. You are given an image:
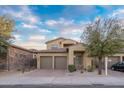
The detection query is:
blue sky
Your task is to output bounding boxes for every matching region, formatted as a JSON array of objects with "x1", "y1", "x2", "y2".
[{"x1": 0, "y1": 5, "x2": 124, "y2": 50}]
